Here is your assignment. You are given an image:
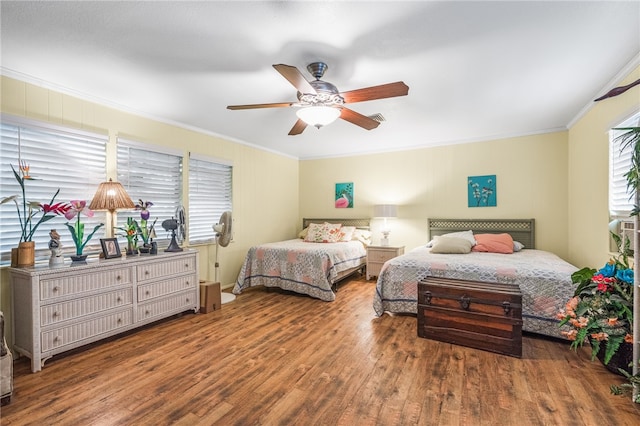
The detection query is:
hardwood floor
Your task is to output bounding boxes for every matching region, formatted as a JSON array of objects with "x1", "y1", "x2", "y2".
[{"x1": 1, "y1": 274, "x2": 639, "y2": 425}]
